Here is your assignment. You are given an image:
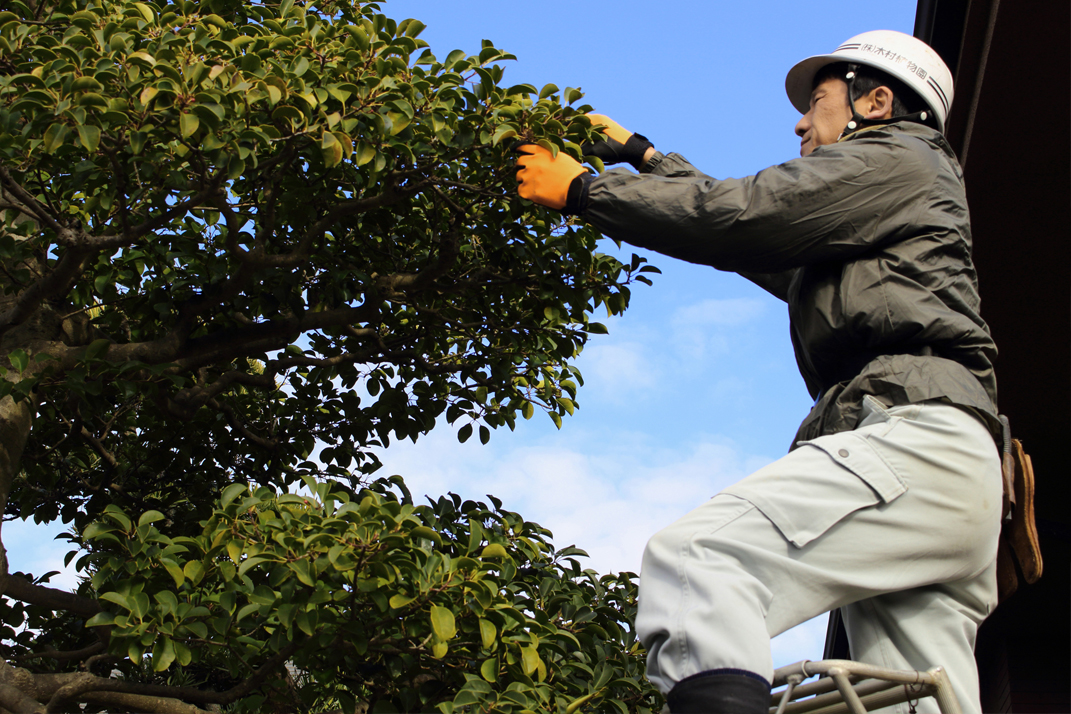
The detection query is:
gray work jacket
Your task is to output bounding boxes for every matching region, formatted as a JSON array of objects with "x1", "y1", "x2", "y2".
[{"x1": 582, "y1": 122, "x2": 1000, "y2": 448}]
